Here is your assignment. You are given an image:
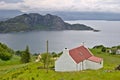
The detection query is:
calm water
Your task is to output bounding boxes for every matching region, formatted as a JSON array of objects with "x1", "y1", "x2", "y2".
[{"x1": 0, "y1": 20, "x2": 120, "y2": 53}]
